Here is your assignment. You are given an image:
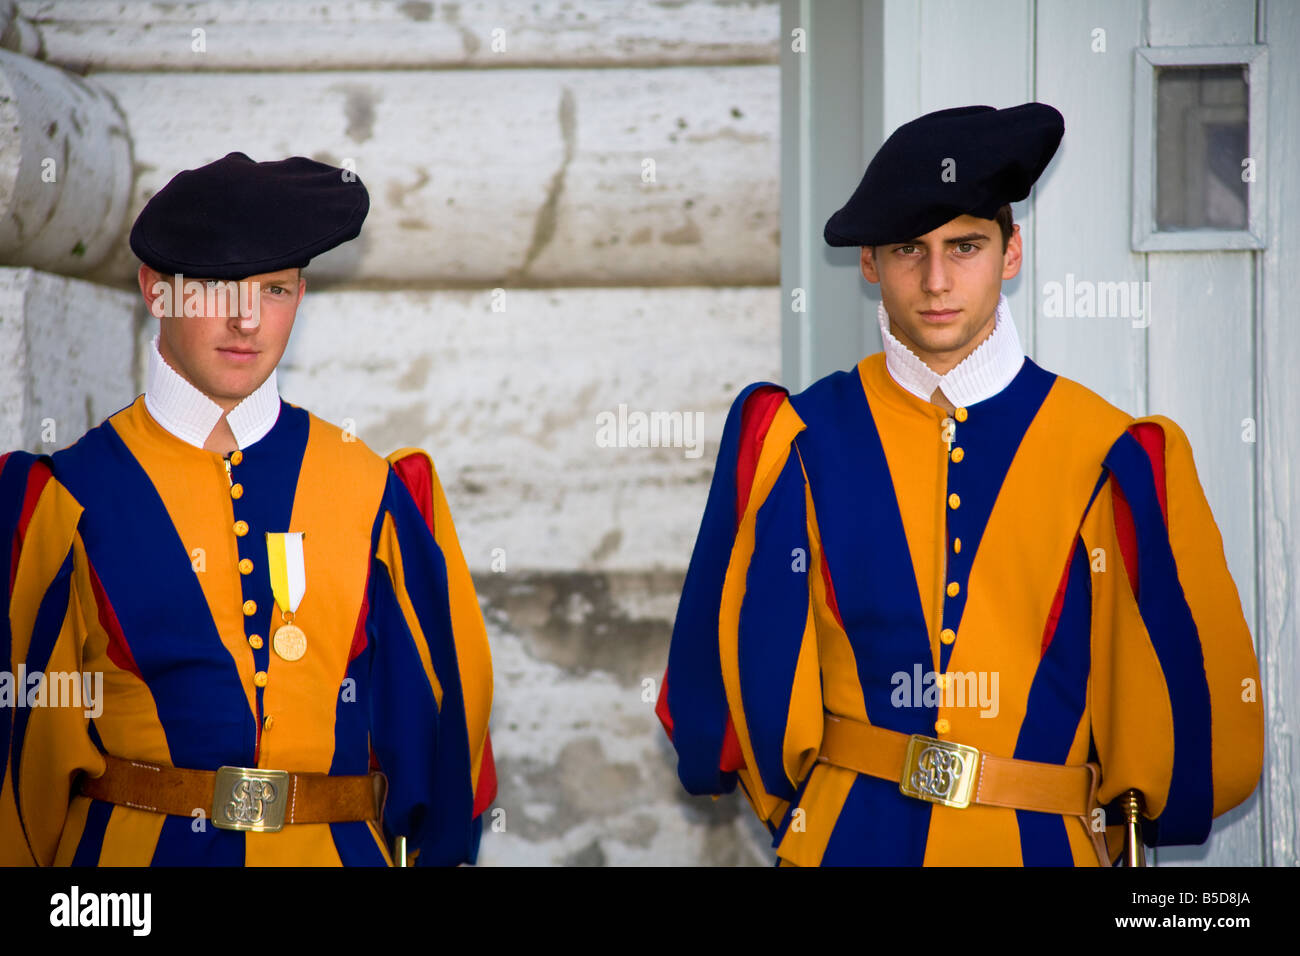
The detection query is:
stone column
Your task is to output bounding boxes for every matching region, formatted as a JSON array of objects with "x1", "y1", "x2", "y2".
[{"x1": 0, "y1": 46, "x2": 133, "y2": 275}]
